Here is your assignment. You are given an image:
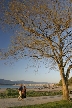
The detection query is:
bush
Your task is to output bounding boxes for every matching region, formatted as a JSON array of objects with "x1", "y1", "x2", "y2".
[{"x1": 0, "y1": 89, "x2": 62, "y2": 98}]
